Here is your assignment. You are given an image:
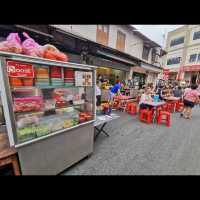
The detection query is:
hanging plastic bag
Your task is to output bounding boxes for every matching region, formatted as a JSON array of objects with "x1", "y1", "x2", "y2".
[
  {"x1": 0, "y1": 33, "x2": 22, "y2": 54},
  {"x1": 22, "y1": 32, "x2": 44, "y2": 57},
  {"x1": 42, "y1": 44, "x2": 68, "y2": 62}
]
